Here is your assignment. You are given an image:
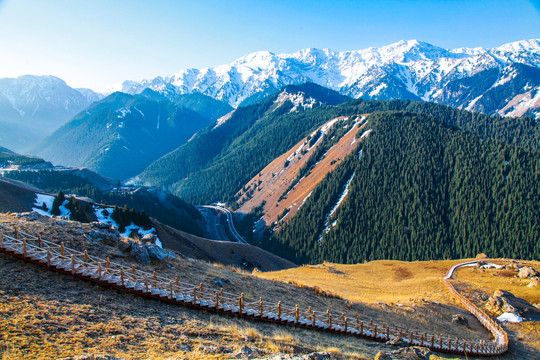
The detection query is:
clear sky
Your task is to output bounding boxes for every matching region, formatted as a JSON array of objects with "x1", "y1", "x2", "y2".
[{"x1": 0, "y1": 0, "x2": 538, "y2": 91}]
